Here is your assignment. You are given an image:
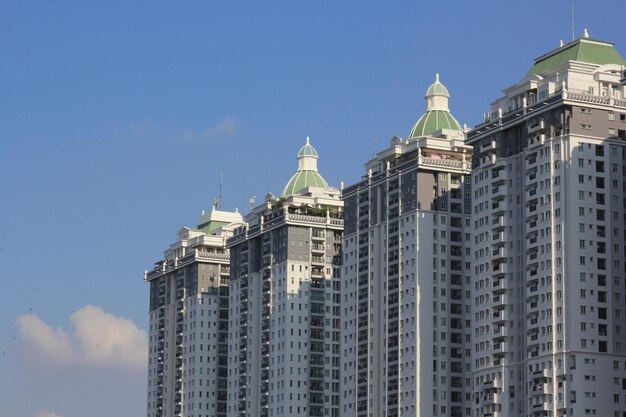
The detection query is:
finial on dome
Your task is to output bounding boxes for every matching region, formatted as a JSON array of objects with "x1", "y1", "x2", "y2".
[
  {"x1": 306, "y1": 136, "x2": 310, "y2": 145},
  {"x1": 560, "y1": 40, "x2": 564, "y2": 47},
  {"x1": 583, "y1": 28, "x2": 589, "y2": 38},
  {"x1": 435, "y1": 73, "x2": 440, "y2": 82}
]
